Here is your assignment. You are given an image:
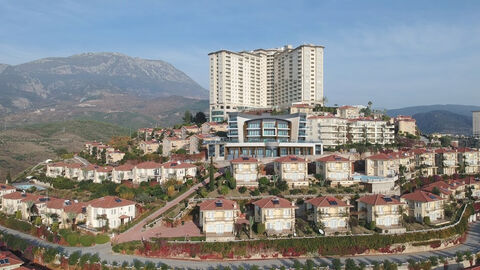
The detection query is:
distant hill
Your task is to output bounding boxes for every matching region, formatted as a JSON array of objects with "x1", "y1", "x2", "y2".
[
  {"x1": 387, "y1": 104, "x2": 479, "y2": 135},
  {"x1": 0, "y1": 64, "x2": 8, "y2": 73},
  {"x1": 412, "y1": 110, "x2": 472, "y2": 135},
  {"x1": 388, "y1": 104, "x2": 480, "y2": 118},
  {"x1": 0, "y1": 52, "x2": 207, "y2": 114}
]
